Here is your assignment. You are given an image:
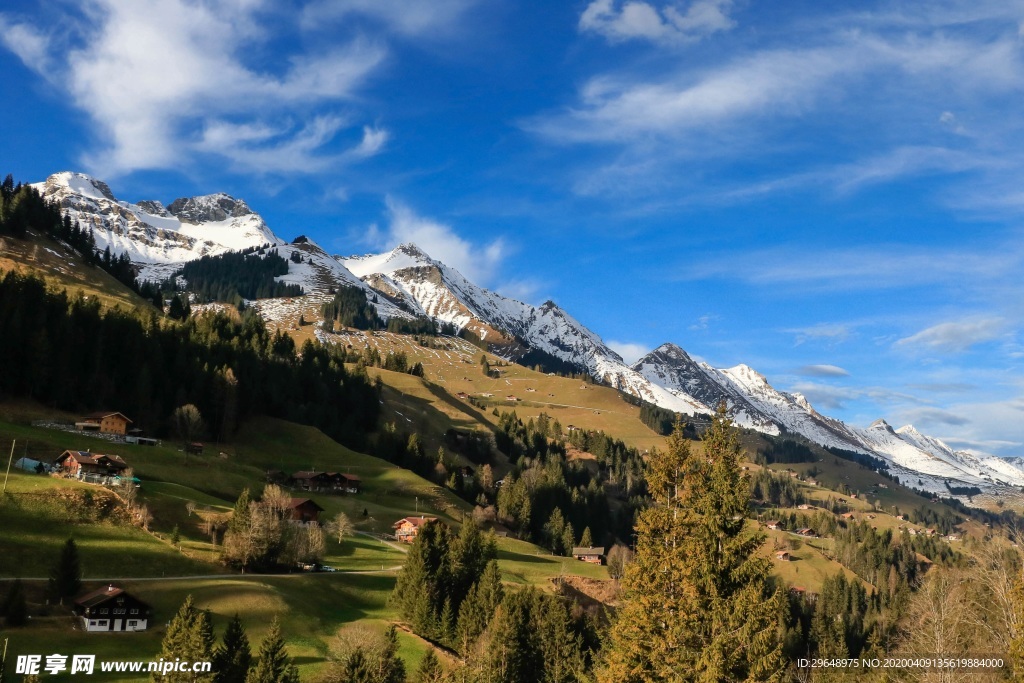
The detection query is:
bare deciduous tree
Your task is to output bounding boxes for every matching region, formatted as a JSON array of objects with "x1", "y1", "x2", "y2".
[{"x1": 326, "y1": 512, "x2": 353, "y2": 544}]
